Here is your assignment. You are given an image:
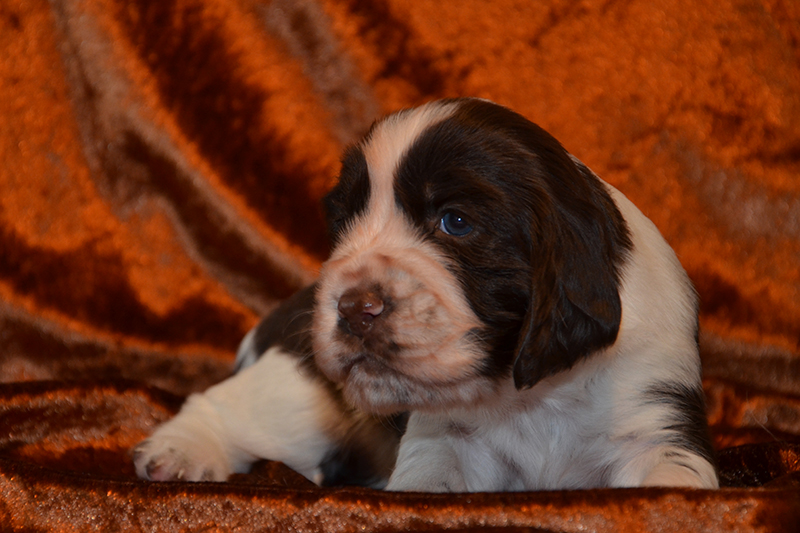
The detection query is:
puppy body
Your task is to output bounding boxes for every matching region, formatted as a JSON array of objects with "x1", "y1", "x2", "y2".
[
  {"x1": 133, "y1": 98, "x2": 718, "y2": 491},
  {"x1": 391, "y1": 184, "x2": 711, "y2": 491}
]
